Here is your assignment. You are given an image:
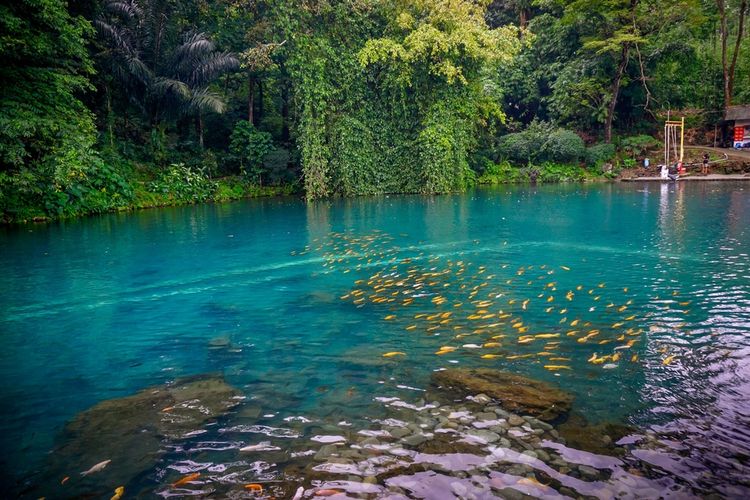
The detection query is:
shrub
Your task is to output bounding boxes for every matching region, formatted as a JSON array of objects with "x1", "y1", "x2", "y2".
[
  {"x1": 497, "y1": 122, "x2": 585, "y2": 165},
  {"x1": 586, "y1": 143, "x2": 615, "y2": 167},
  {"x1": 228, "y1": 121, "x2": 275, "y2": 183},
  {"x1": 147, "y1": 163, "x2": 215, "y2": 203},
  {"x1": 619, "y1": 135, "x2": 661, "y2": 158}
]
